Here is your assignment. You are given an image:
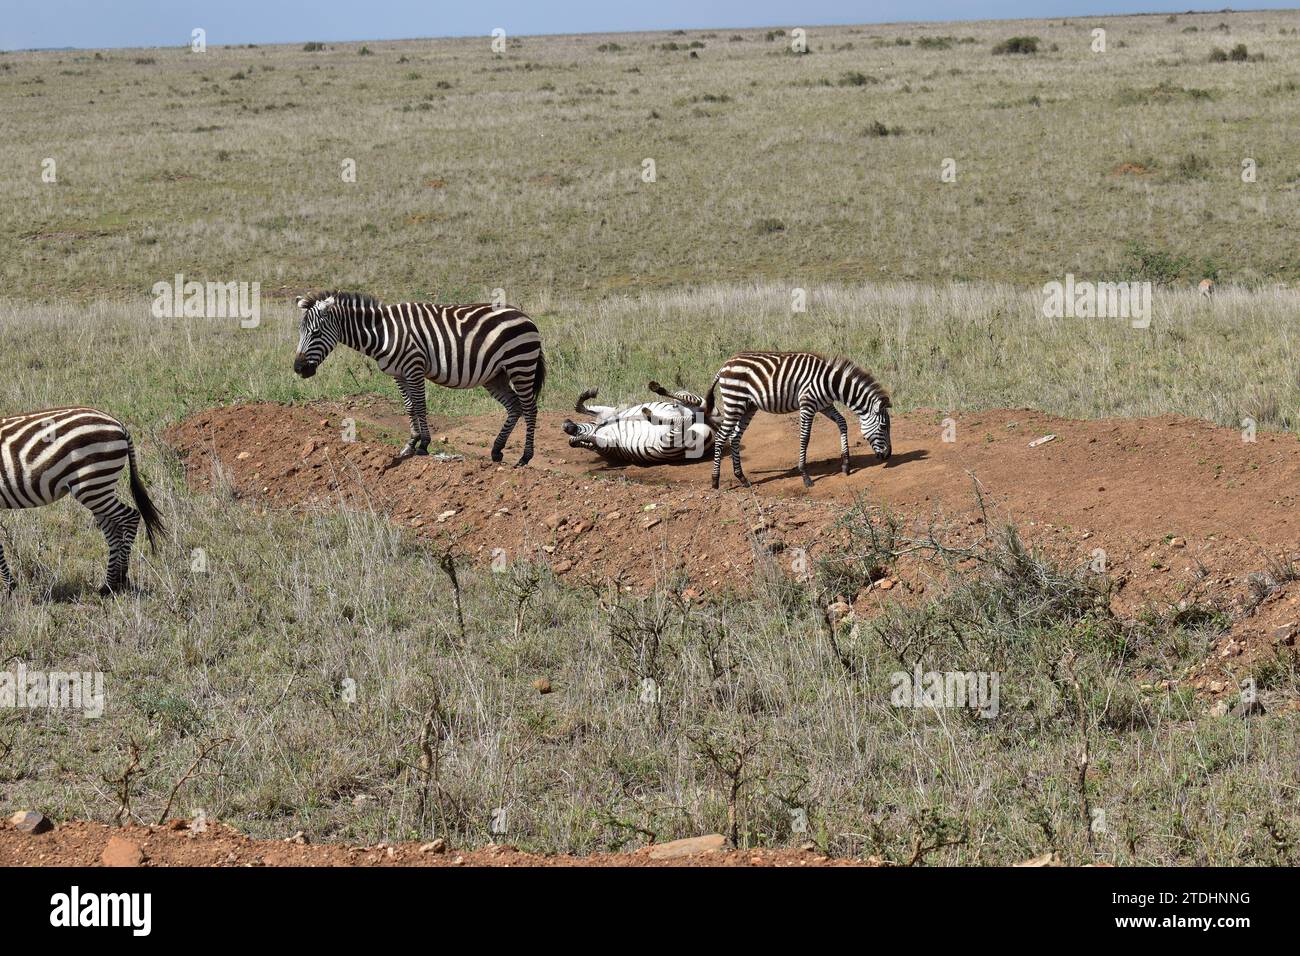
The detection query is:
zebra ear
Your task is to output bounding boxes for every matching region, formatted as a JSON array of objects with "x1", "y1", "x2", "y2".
[{"x1": 295, "y1": 296, "x2": 311, "y2": 310}]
